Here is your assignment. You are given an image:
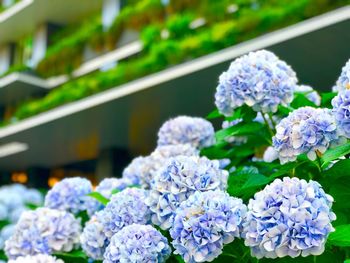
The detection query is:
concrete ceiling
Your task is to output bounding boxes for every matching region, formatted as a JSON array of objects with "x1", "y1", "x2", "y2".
[
  {"x1": 0, "y1": 12, "x2": 349, "y2": 171},
  {"x1": 0, "y1": 0, "x2": 103, "y2": 45}
]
